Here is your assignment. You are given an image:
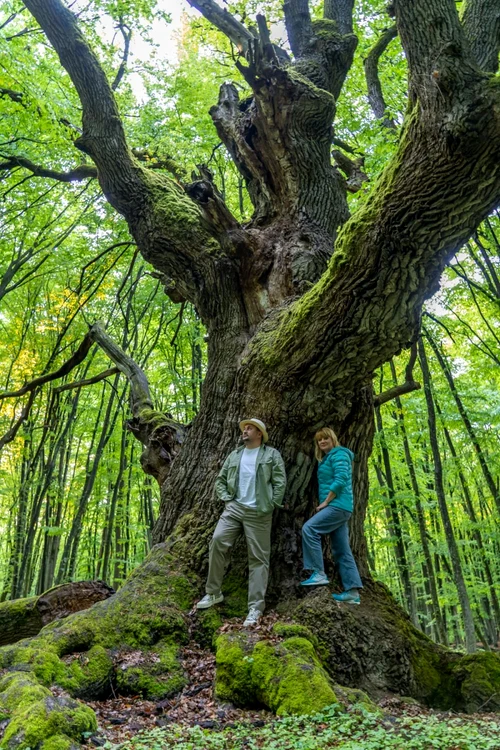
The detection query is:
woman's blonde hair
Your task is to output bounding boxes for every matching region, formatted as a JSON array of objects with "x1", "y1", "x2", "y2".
[{"x1": 314, "y1": 427, "x2": 339, "y2": 461}]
